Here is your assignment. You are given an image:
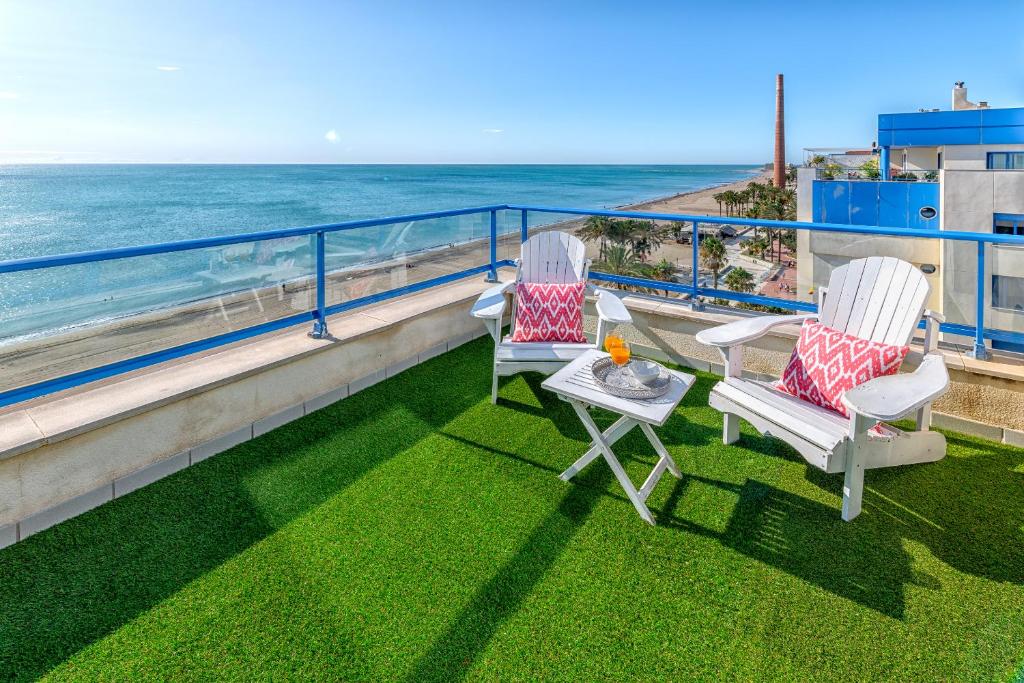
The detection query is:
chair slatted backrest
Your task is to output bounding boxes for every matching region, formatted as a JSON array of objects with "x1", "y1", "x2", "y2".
[
  {"x1": 519, "y1": 231, "x2": 588, "y2": 284},
  {"x1": 507, "y1": 232, "x2": 589, "y2": 341},
  {"x1": 818, "y1": 256, "x2": 930, "y2": 346}
]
